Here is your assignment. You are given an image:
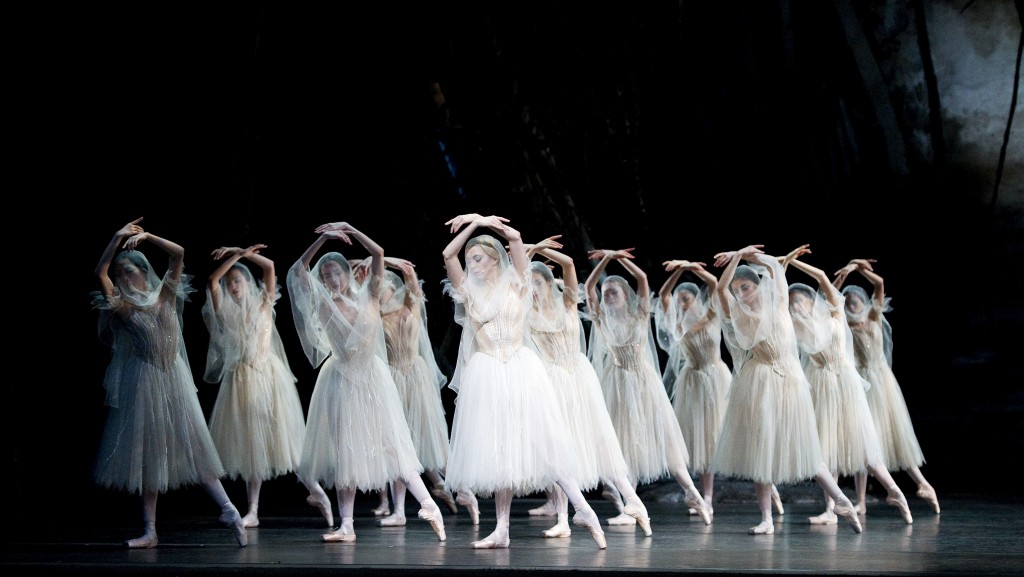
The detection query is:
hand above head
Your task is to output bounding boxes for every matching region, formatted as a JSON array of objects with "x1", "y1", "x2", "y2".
[
  {"x1": 848, "y1": 258, "x2": 877, "y2": 271},
  {"x1": 321, "y1": 230, "x2": 352, "y2": 244},
  {"x1": 211, "y1": 247, "x2": 242, "y2": 261},
  {"x1": 535, "y1": 235, "x2": 564, "y2": 251},
  {"x1": 118, "y1": 217, "x2": 144, "y2": 238},
  {"x1": 315, "y1": 222, "x2": 353, "y2": 235},
  {"x1": 785, "y1": 244, "x2": 811, "y2": 261},
  {"x1": 445, "y1": 213, "x2": 498, "y2": 233},
  {"x1": 712, "y1": 251, "x2": 735, "y2": 267},
  {"x1": 123, "y1": 232, "x2": 149, "y2": 251},
  {"x1": 243, "y1": 243, "x2": 267, "y2": 256}
]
